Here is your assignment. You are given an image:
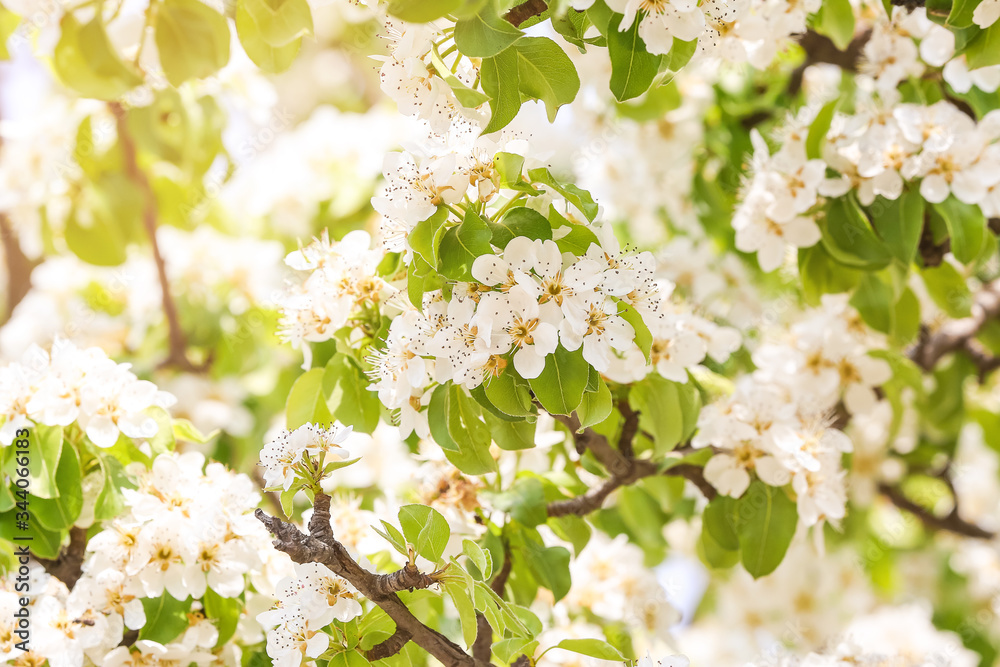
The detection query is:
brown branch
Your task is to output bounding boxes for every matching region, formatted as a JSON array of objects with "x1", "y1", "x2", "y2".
[
  {"x1": 366, "y1": 628, "x2": 413, "y2": 661},
  {"x1": 256, "y1": 495, "x2": 485, "y2": 667},
  {"x1": 36, "y1": 526, "x2": 88, "y2": 589},
  {"x1": 547, "y1": 404, "x2": 717, "y2": 517},
  {"x1": 909, "y1": 280, "x2": 1000, "y2": 371},
  {"x1": 962, "y1": 339, "x2": 1000, "y2": 381},
  {"x1": 878, "y1": 483, "x2": 994, "y2": 540},
  {"x1": 110, "y1": 102, "x2": 201, "y2": 373},
  {"x1": 787, "y1": 29, "x2": 870, "y2": 97},
  {"x1": 0, "y1": 213, "x2": 36, "y2": 326},
  {"x1": 617, "y1": 399, "x2": 639, "y2": 460},
  {"x1": 503, "y1": 0, "x2": 547, "y2": 27}
]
